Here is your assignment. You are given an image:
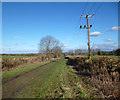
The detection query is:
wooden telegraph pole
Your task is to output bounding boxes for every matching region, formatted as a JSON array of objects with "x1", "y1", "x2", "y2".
[
  {"x1": 86, "y1": 14, "x2": 91, "y2": 60},
  {"x1": 80, "y1": 13, "x2": 95, "y2": 62}
]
